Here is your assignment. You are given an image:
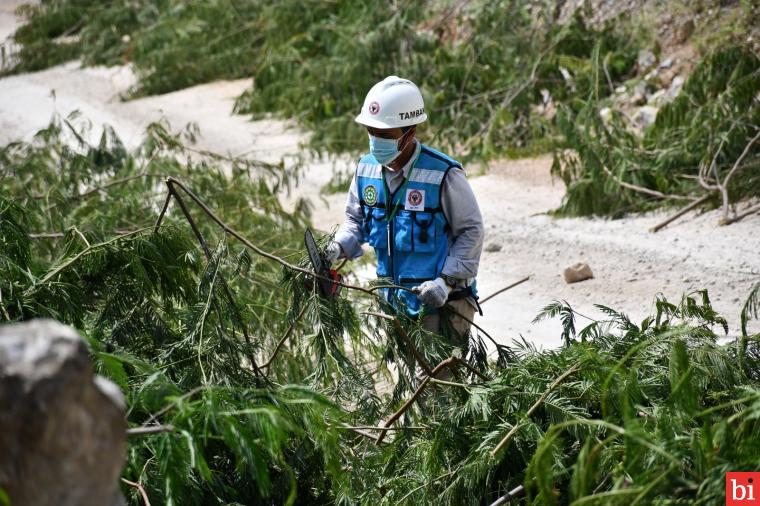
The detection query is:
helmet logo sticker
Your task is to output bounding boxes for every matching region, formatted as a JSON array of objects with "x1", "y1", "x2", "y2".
[
  {"x1": 364, "y1": 184, "x2": 378, "y2": 206},
  {"x1": 405, "y1": 189, "x2": 425, "y2": 211},
  {"x1": 368, "y1": 101, "x2": 380, "y2": 115}
]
